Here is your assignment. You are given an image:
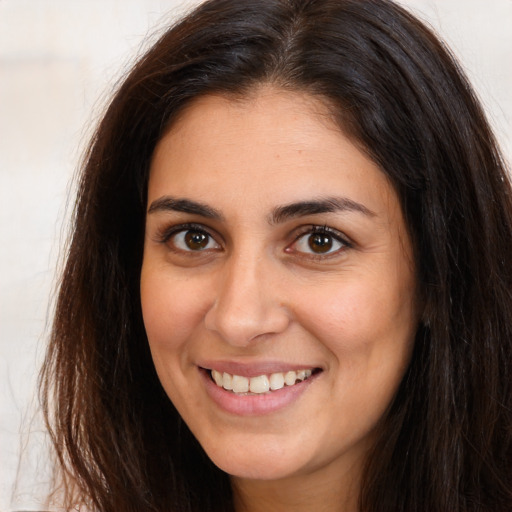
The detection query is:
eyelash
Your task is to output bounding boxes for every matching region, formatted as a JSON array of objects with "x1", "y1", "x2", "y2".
[
  {"x1": 288, "y1": 225, "x2": 352, "y2": 258},
  {"x1": 155, "y1": 223, "x2": 219, "y2": 249},
  {"x1": 154, "y1": 223, "x2": 352, "y2": 258}
]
